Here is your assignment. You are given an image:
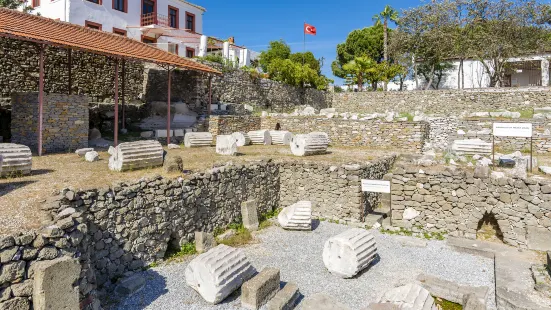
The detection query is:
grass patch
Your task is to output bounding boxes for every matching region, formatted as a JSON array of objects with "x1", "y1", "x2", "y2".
[
  {"x1": 217, "y1": 224, "x2": 252, "y2": 247},
  {"x1": 517, "y1": 109, "x2": 534, "y2": 119},
  {"x1": 380, "y1": 228, "x2": 413, "y2": 236},
  {"x1": 258, "y1": 208, "x2": 281, "y2": 230},
  {"x1": 398, "y1": 112, "x2": 414, "y2": 121},
  {"x1": 434, "y1": 297, "x2": 463, "y2": 310},
  {"x1": 164, "y1": 242, "x2": 197, "y2": 261}
]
